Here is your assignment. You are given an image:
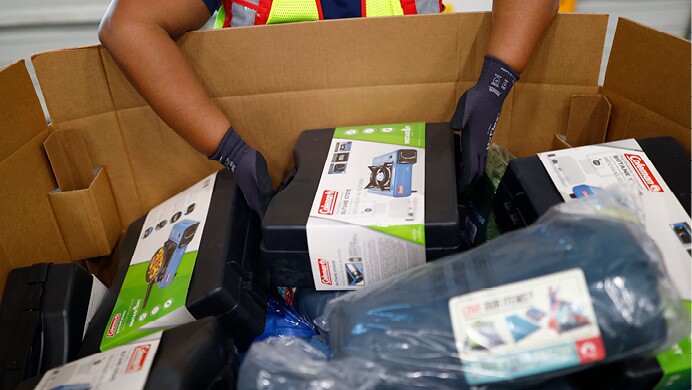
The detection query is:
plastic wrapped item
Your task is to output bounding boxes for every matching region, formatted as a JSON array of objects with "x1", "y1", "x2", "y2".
[
  {"x1": 238, "y1": 337, "x2": 388, "y2": 390},
  {"x1": 314, "y1": 188, "x2": 687, "y2": 388},
  {"x1": 238, "y1": 337, "x2": 581, "y2": 390},
  {"x1": 293, "y1": 287, "x2": 348, "y2": 324},
  {"x1": 255, "y1": 297, "x2": 317, "y2": 341},
  {"x1": 485, "y1": 144, "x2": 515, "y2": 188}
]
